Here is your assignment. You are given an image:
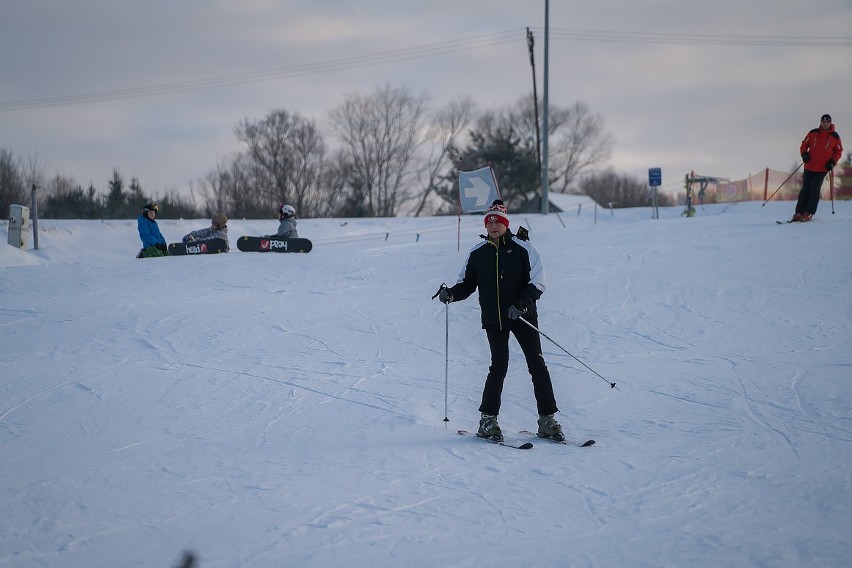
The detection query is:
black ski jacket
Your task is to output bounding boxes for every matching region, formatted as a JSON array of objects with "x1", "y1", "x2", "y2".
[{"x1": 448, "y1": 230, "x2": 545, "y2": 330}]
